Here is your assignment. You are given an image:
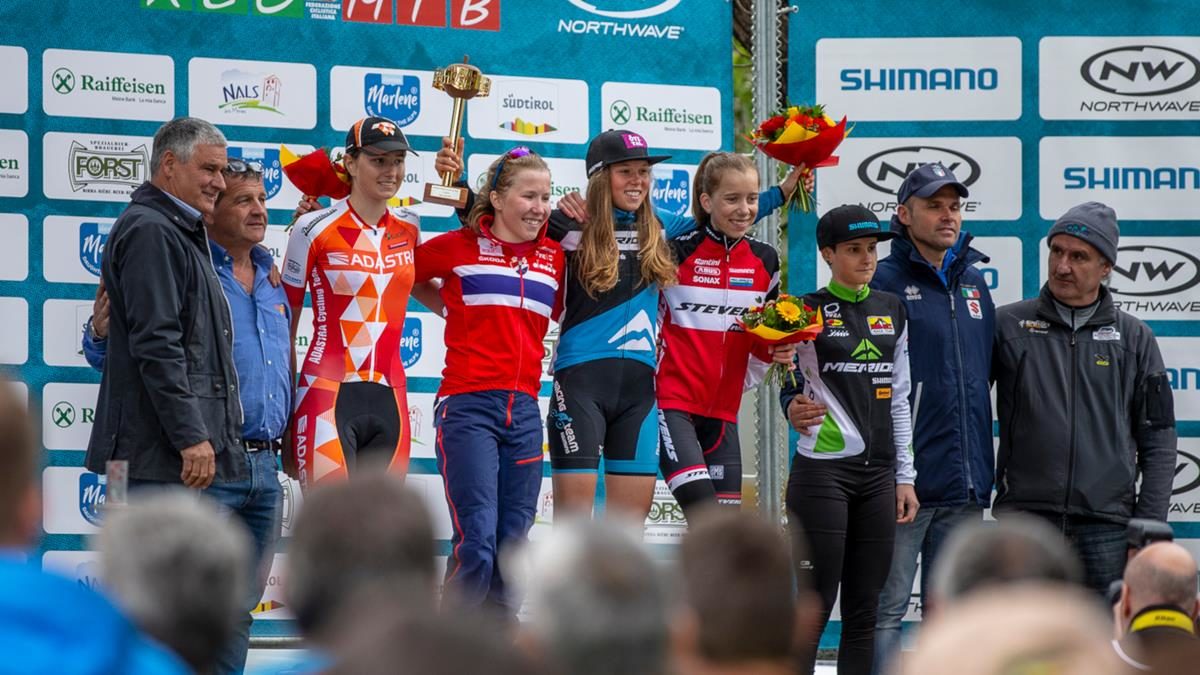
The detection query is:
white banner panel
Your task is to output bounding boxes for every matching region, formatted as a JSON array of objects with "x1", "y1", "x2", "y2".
[
  {"x1": 468, "y1": 74, "x2": 590, "y2": 144},
  {"x1": 601, "y1": 81, "x2": 722, "y2": 151},
  {"x1": 43, "y1": 48, "x2": 174, "y2": 121},
  {"x1": 189, "y1": 57, "x2": 316, "y2": 130}
]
